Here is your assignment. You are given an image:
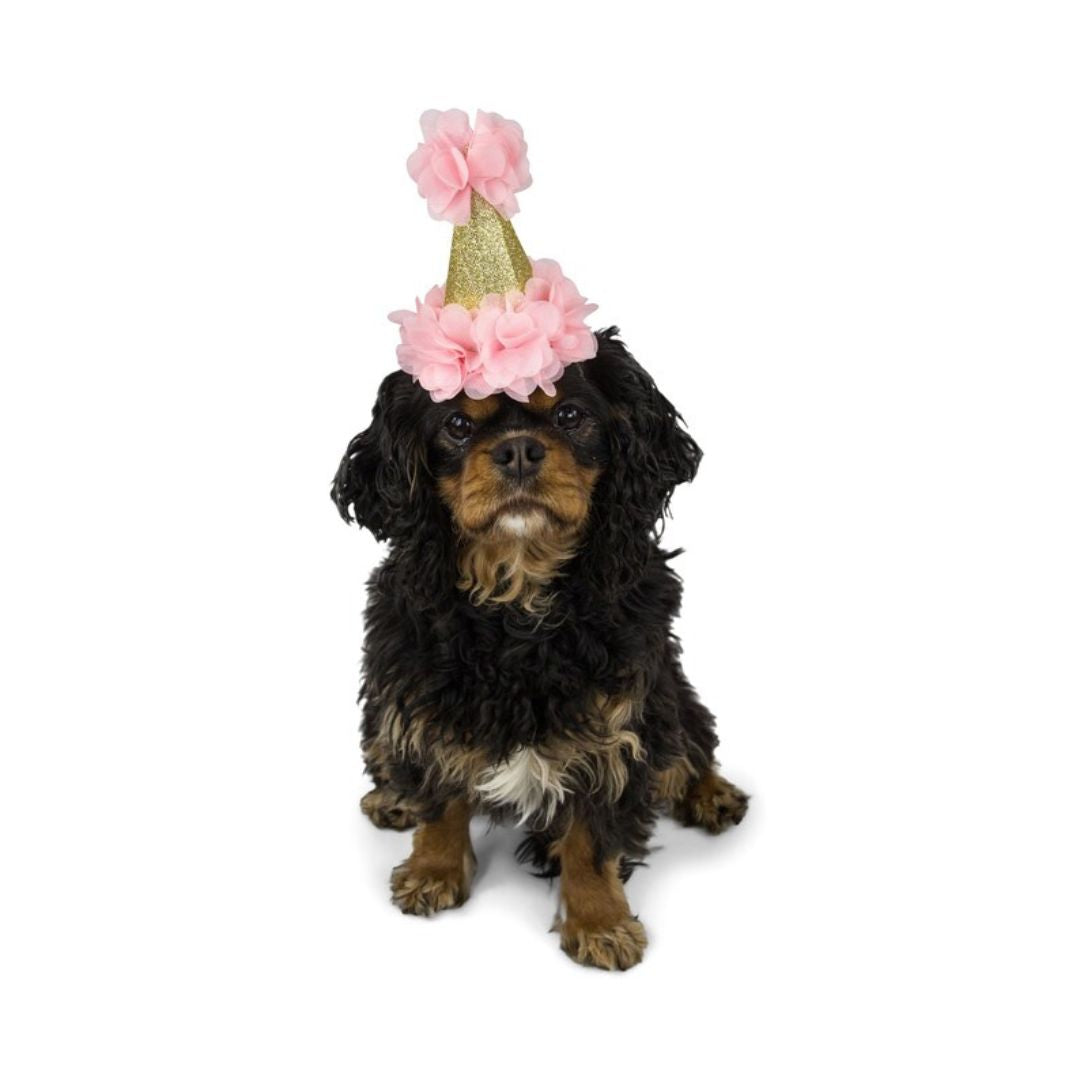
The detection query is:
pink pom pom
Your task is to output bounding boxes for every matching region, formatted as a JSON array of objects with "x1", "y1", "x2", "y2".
[
  {"x1": 390, "y1": 262, "x2": 598, "y2": 402},
  {"x1": 406, "y1": 110, "x2": 473, "y2": 226},
  {"x1": 467, "y1": 111, "x2": 532, "y2": 219},
  {"x1": 406, "y1": 109, "x2": 532, "y2": 223}
]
